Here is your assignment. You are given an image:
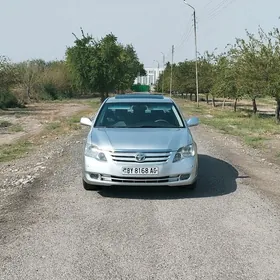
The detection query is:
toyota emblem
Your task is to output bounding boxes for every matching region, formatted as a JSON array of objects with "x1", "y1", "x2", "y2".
[{"x1": 135, "y1": 153, "x2": 146, "y2": 162}]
